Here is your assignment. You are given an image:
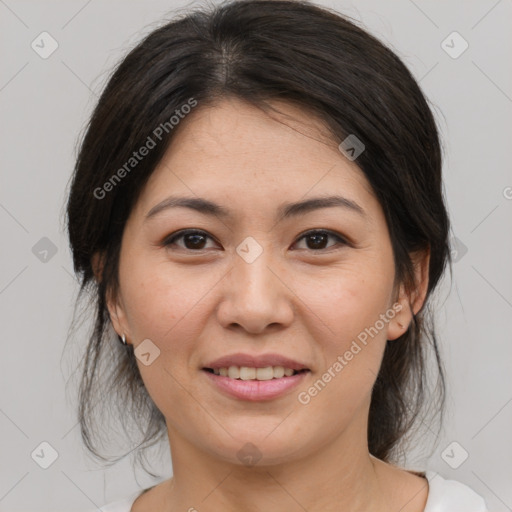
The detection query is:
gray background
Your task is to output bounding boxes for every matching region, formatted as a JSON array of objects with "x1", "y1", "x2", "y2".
[{"x1": 1, "y1": 0, "x2": 511, "y2": 510}]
